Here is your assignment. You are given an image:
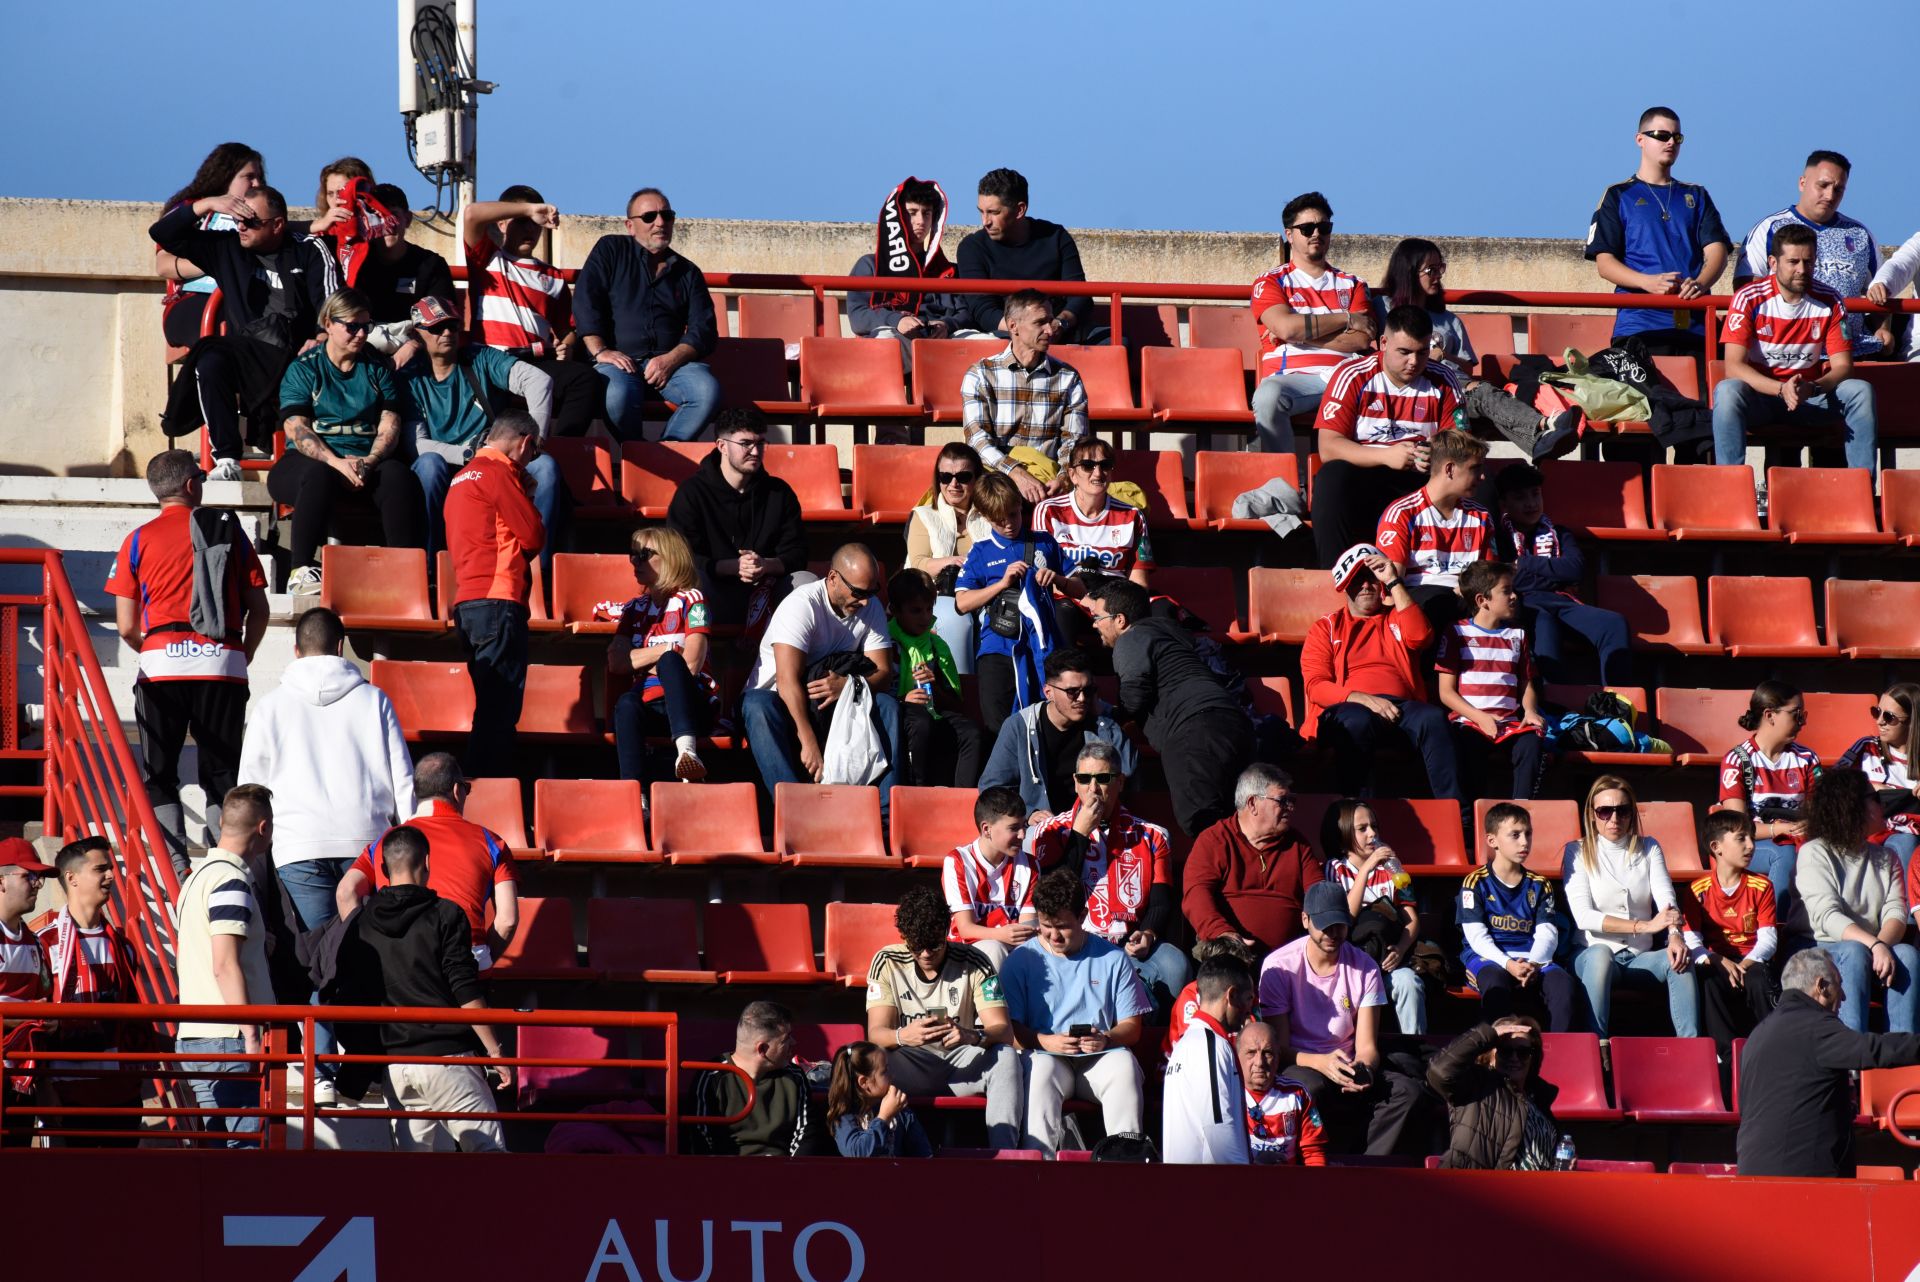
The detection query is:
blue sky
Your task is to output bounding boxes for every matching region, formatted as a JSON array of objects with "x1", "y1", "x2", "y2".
[{"x1": 5, "y1": 0, "x2": 1917, "y2": 243}]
